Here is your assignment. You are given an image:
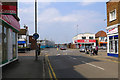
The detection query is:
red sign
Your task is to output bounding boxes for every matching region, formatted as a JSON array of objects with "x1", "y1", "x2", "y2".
[
  {"x1": 1, "y1": 15, "x2": 20, "y2": 31},
  {"x1": 0, "y1": 5, "x2": 16, "y2": 15},
  {"x1": 75, "y1": 39, "x2": 96, "y2": 43}
]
